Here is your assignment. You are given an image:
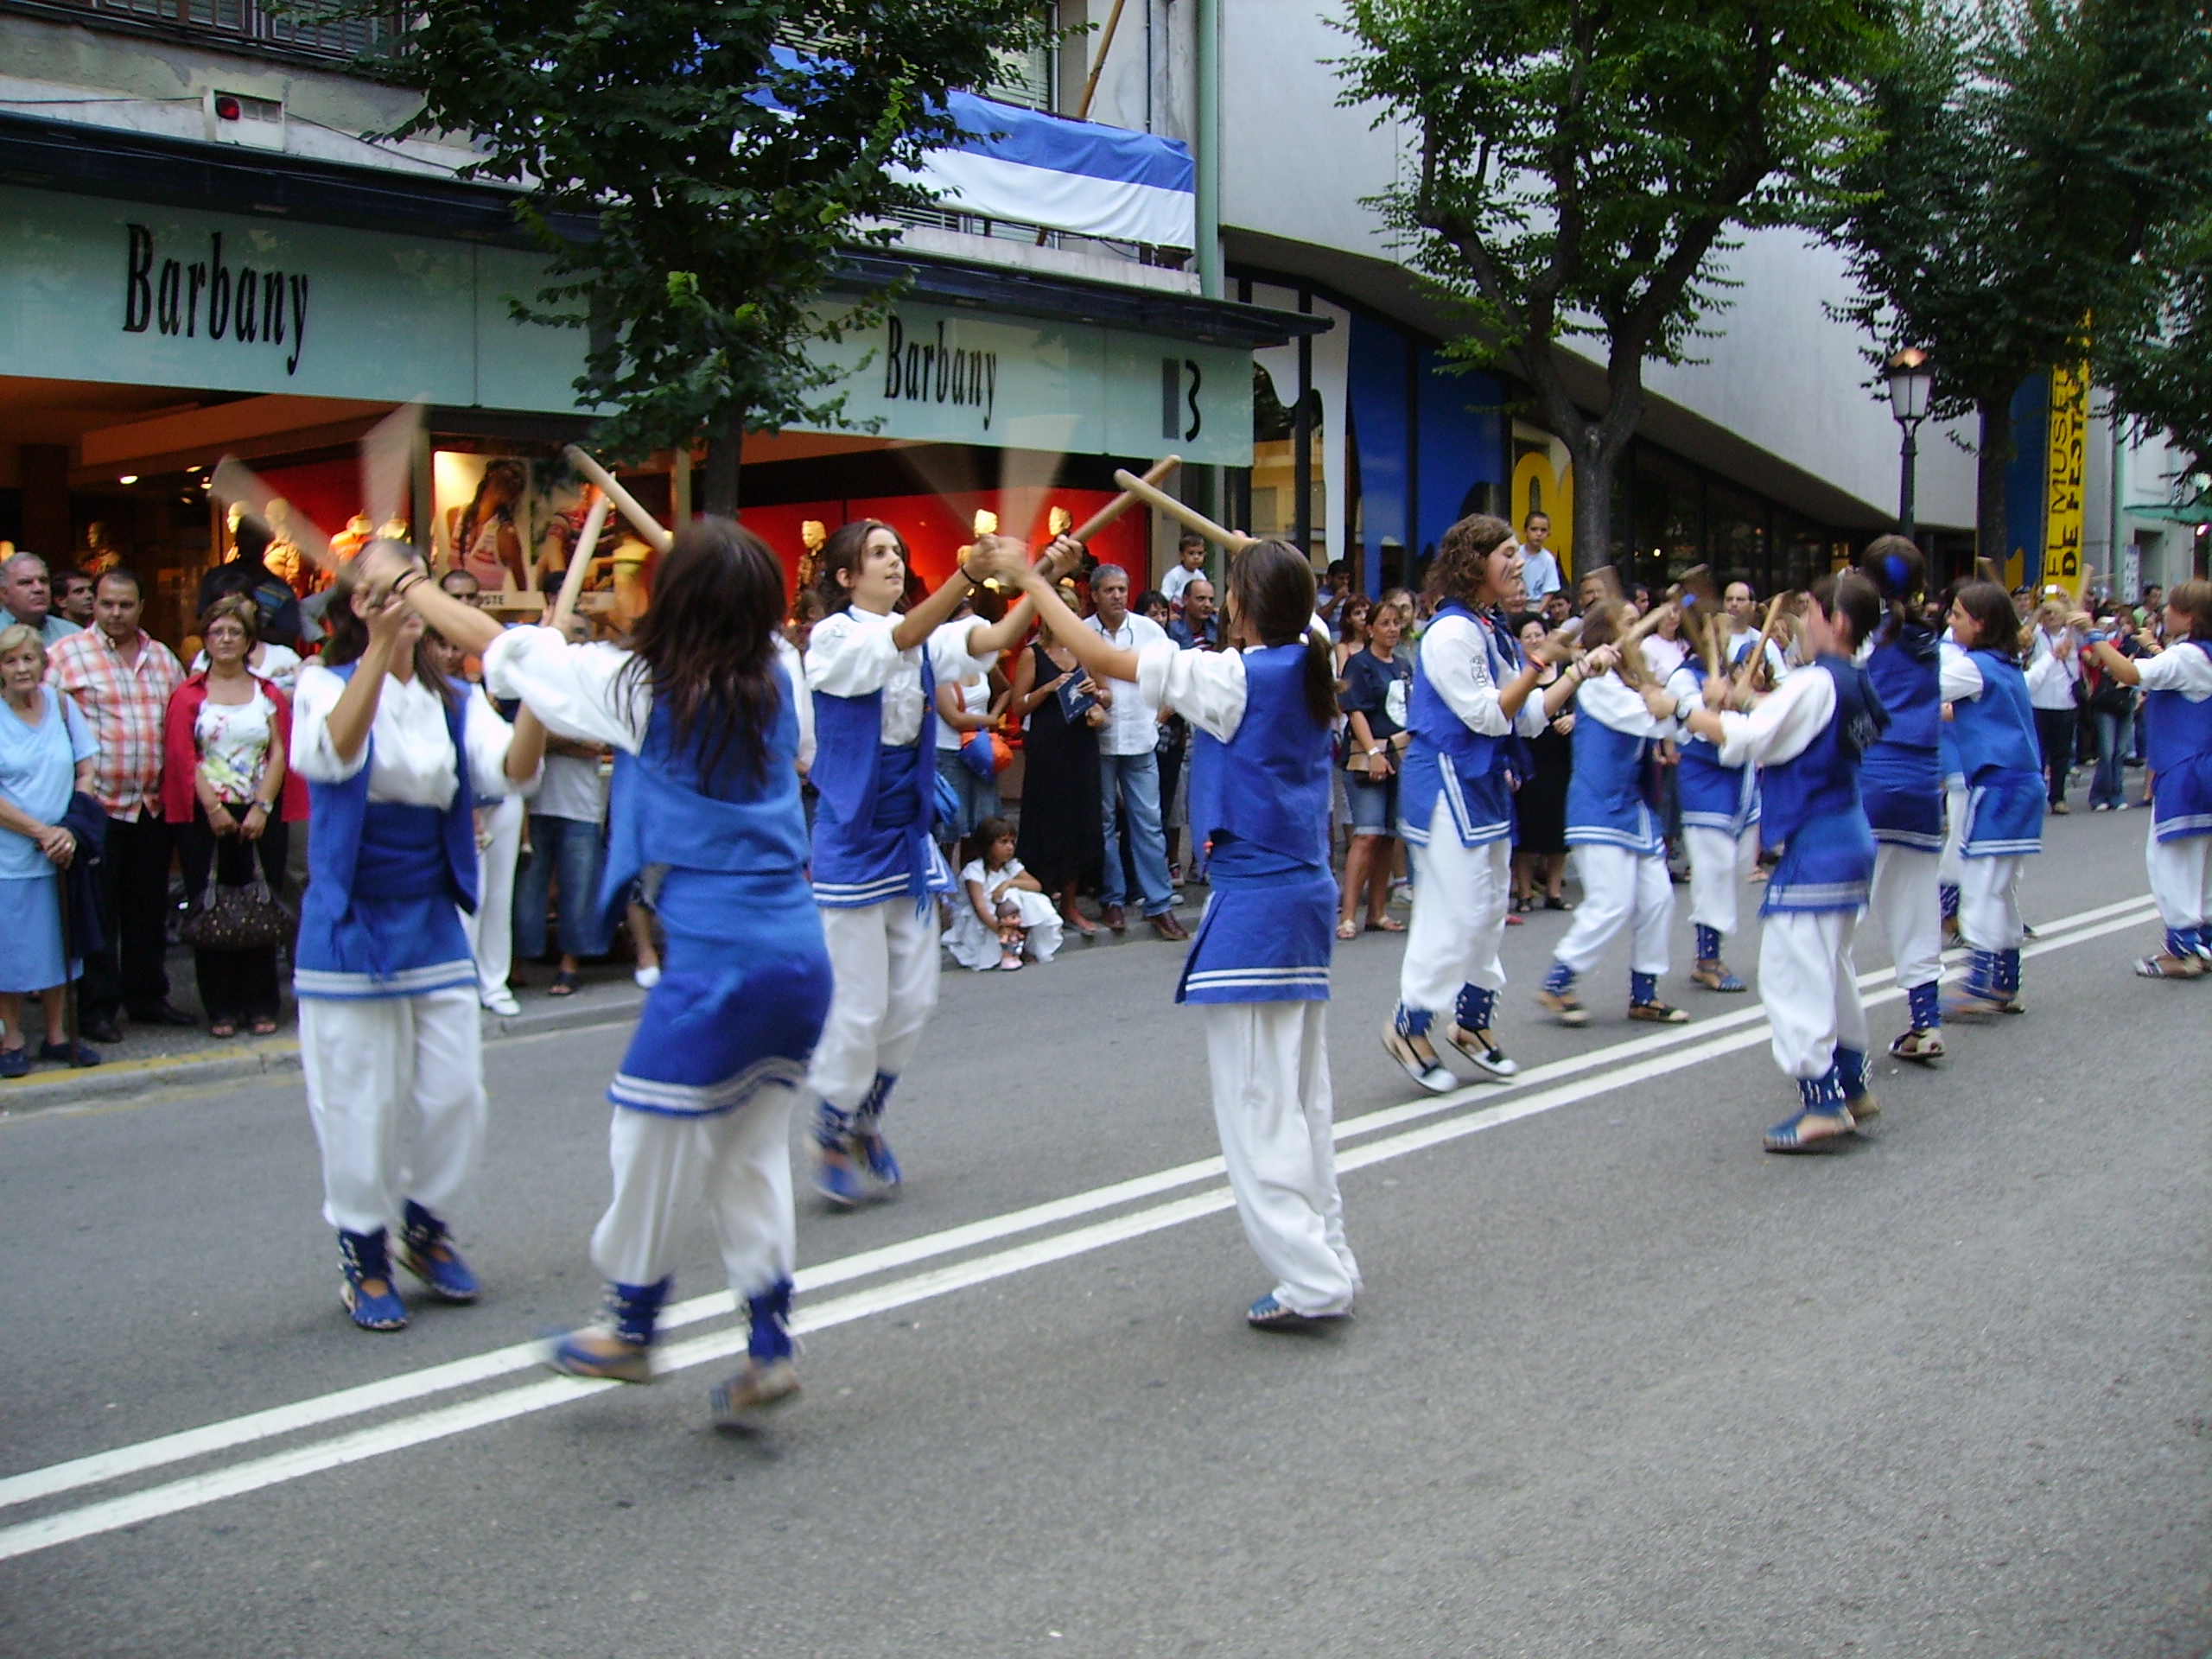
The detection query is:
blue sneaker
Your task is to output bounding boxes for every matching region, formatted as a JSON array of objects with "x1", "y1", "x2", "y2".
[
  {"x1": 396, "y1": 1200, "x2": 480, "y2": 1304},
  {"x1": 856, "y1": 1129, "x2": 902, "y2": 1189},
  {"x1": 1246, "y1": 1293, "x2": 1347, "y2": 1332},
  {"x1": 816, "y1": 1149, "x2": 864, "y2": 1210},
  {"x1": 337, "y1": 1230, "x2": 408, "y2": 1332},
  {"x1": 37, "y1": 1040, "x2": 101, "y2": 1067}
]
